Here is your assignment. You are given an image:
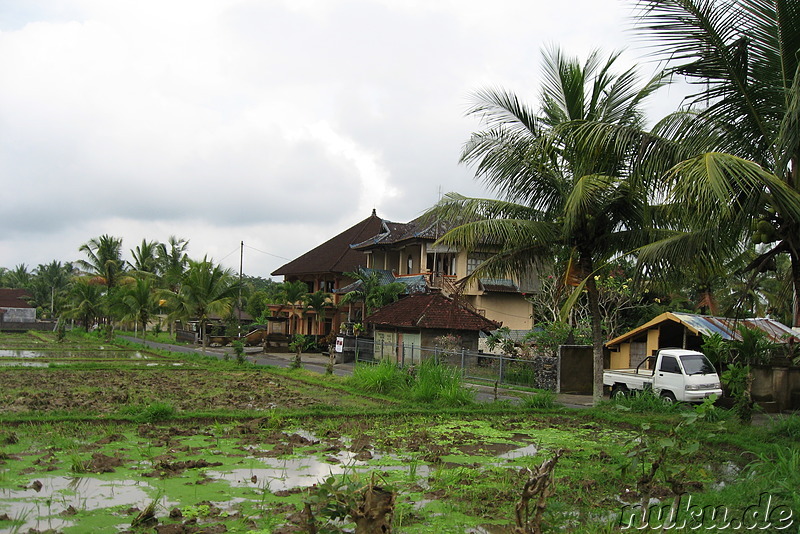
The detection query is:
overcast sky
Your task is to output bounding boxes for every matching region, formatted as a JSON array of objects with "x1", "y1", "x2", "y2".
[{"x1": 0, "y1": 0, "x2": 688, "y2": 279}]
